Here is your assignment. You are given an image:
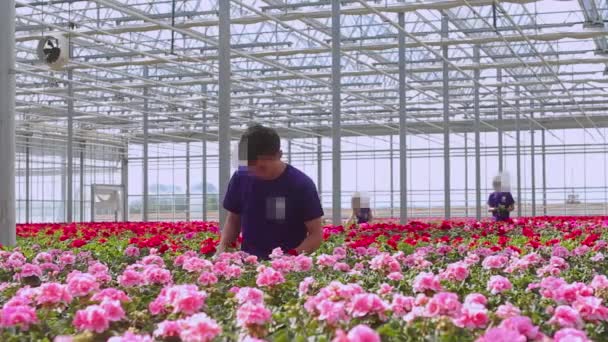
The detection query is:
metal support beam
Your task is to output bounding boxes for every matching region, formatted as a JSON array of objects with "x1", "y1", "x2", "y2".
[
  {"x1": 61, "y1": 155, "x2": 66, "y2": 222},
  {"x1": 474, "y1": 45, "x2": 481, "y2": 220},
  {"x1": 218, "y1": 0, "x2": 231, "y2": 229},
  {"x1": 79, "y1": 146, "x2": 84, "y2": 222},
  {"x1": 497, "y1": 67, "x2": 503, "y2": 172},
  {"x1": 287, "y1": 120, "x2": 292, "y2": 164},
  {"x1": 67, "y1": 68, "x2": 74, "y2": 223},
  {"x1": 515, "y1": 86, "x2": 522, "y2": 217},
  {"x1": 398, "y1": 11, "x2": 408, "y2": 224},
  {"x1": 1, "y1": 0, "x2": 16, "y2": 245},
  {"x1": 389, "y1": 133, "x2": 394, "y2": 219},
  {"x1": 530, "y1": 100, "x2": 536, "y2": 217},
  {"x1": 25, "y1": 139, "x2": 30, "y2": 223},
  {"x1": 442, "y1": 13, "x2": 451, "y2": 219},
  {"x1": 542, "y1": 128, "x2": 547, "y2": 216},
  {"x1": 121, "y1": 146, "x2": 128, "y2": 222},
  {"x1": 142, "y1": 66, "x2": 149, "y2": 222},
  {"x1": 186, "y1": 142, "x2": 191, "y2": 222},
  {"x1": 331, "y1": 0, "x2": 342, "y2": 225},
  {"x1": 202, "y1": 84, "x2": 208, "y2": 221},
  {"x1": 464, "y1": 132, "x2": 469, "y2": 217},
  {"x1": 317, "y1": 136, "x2": 323, "y2": 201}
]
